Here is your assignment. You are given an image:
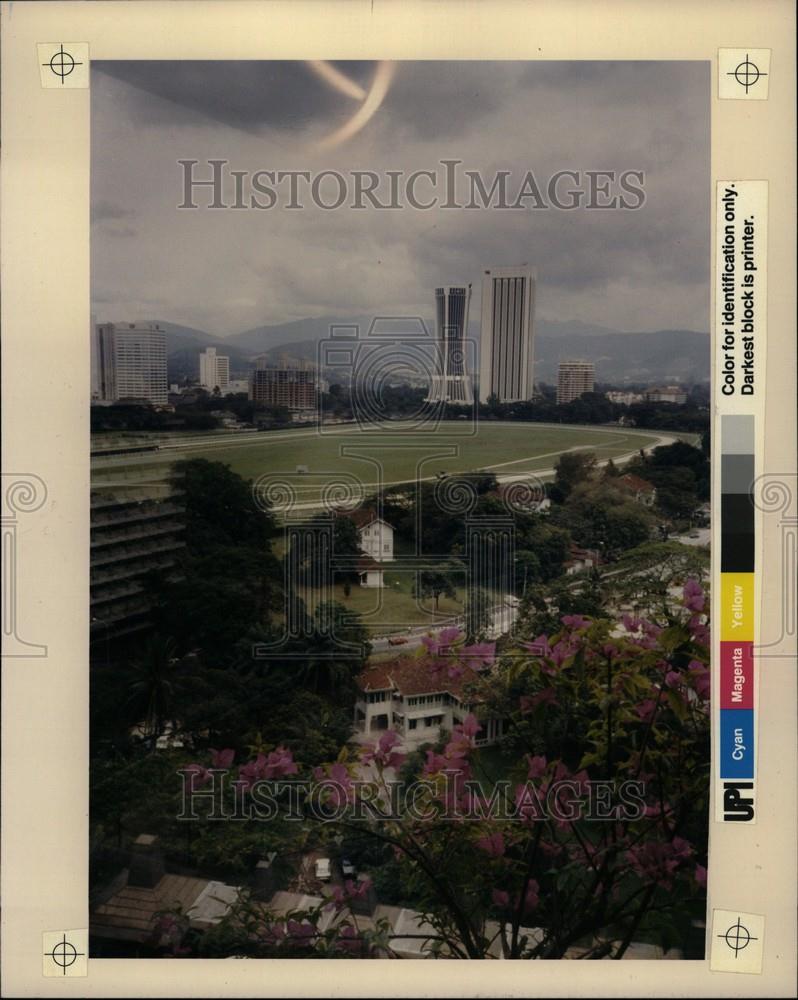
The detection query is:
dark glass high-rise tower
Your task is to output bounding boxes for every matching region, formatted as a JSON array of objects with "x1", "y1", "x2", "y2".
[{"x1": 427, "y1": 284, "x2": 473, "y2": 404}]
